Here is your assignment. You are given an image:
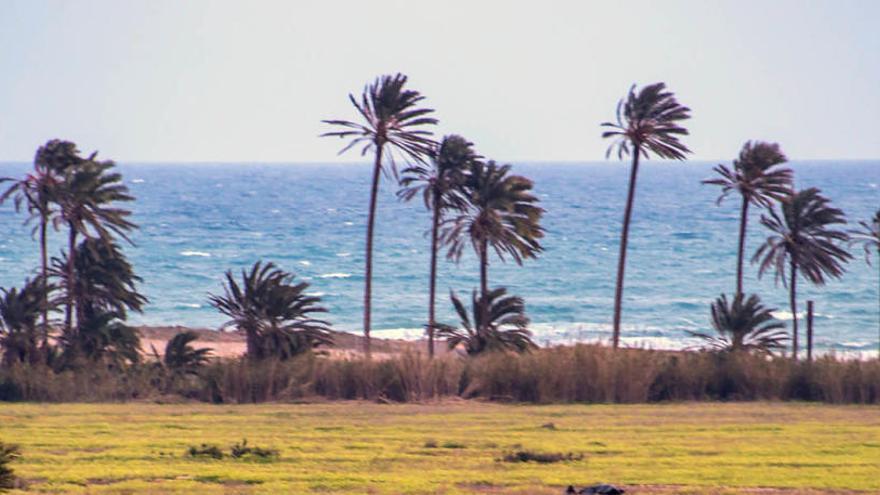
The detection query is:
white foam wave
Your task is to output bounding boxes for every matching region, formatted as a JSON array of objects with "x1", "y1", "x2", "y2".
[
  {"x1": 180, "y1": 250, "x2": 211, "y2": 257},
  {"x1": 344, "y1": 221, "x2": 354, "y2": 226},
  {"x1": 318, "y1": 272, "x2": 351, "y2": 279},
  {"x1": 336, "y1": 252, "x2": 351, "y2": 257},
  {"x1": 180, "y1": 303, "x2": 201, "y2": 308},
  {"x1": 298, "y1": 260, "x2": 312, "y2": 266},
  {"x1": 772, "y1": 310, "x2": 833, "y2": 321},
  {"x1": 131, "y1": 179, "x2": 145, "y2": 184}
]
